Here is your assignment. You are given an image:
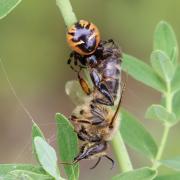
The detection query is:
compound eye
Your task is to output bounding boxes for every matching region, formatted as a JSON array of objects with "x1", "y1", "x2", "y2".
[{"x1": 66, "y1": 20, "x2": 100, "y2": 56}]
